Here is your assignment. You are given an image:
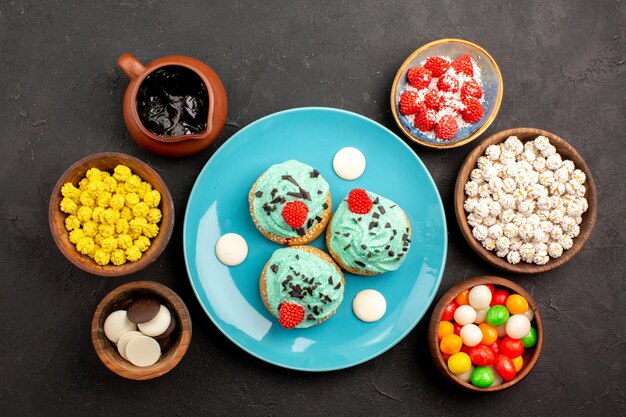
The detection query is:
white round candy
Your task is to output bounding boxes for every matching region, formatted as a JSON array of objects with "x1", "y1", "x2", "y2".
[
  {"x1": 104, "y1": 310, "x2": 137, "y2": 343},
  {"x1": 457, "y1": 365, "x2": 475, "y2": 382},
  {"x1": 469, "y1": 285, "x2": 492, "y2": 309},
  {"x1": 137, "y1": 305, "x2": 171, "y2": 337},
  {"x1": 474, "y1": 307, "x2": 489, "y2": 324},
  {"x1": 496, "y1": 323, "x2": 507, "y2": 338},
  {"x1": 453, "y1": 305, "x2": 477, "y2": 326},
  {"x1": 215, "y1": 233, "x2": 248, "y2": 266},
  {"x1": 117, "y1": 331, "x2": 143, "y2": 360},
  {"x1": 333, "y1": 147, "x2": 366, "y2": 180},
  {"x1": 522, "y1": 308, "x2": 535, "y2": 322},
  {"x1": 352, "y1": 289, "x2": 386, "y2": 322},
  {"x1": 506, "y1": 314, "x2": 532, "y2": 339},
  {"x1": 460, "y1": 324, "x2": 483, "y2": 347},
  {"x1": 125, "y1": 335, "x2": 161, "y2": 367},
  {"x1": 488, "y1": 365, "x2": 503, "y2": 386}
]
